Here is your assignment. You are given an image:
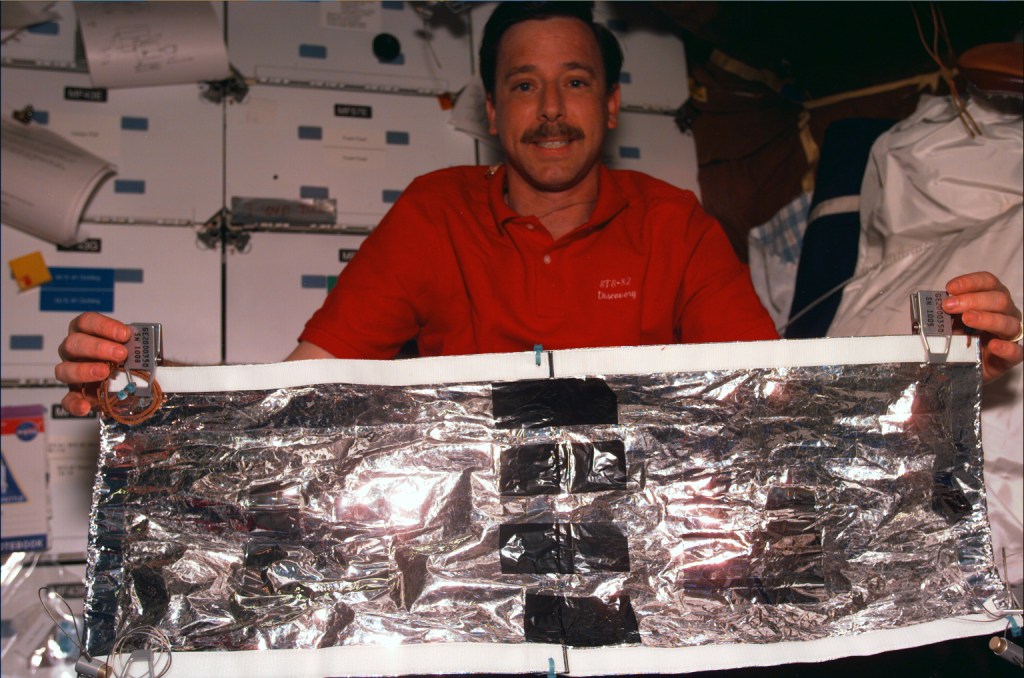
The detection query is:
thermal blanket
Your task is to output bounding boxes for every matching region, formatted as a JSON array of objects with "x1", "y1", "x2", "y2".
[{"x1": 84, "y1": 336, "x2": 1012, "y2": 676}]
